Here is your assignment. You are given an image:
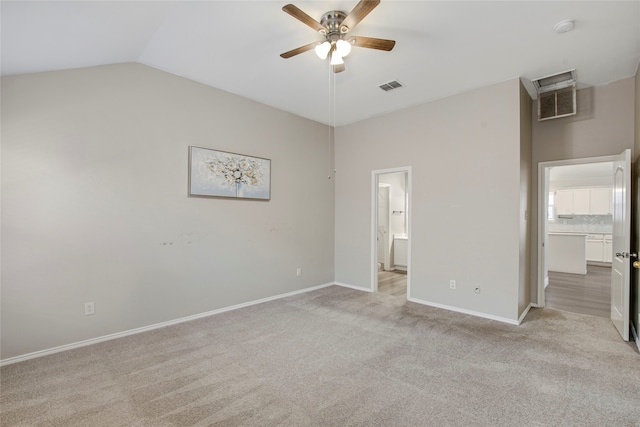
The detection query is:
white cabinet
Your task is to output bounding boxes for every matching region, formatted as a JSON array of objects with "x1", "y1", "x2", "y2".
[
  {"x1": 586, "y1": 234, "x2": 613, "y2": 263},
  {"x1": 393, "y1": 235, "x2": 408, "y2": 268},
  {"x1": 573, "y1": 189, "x2": 590, "y2": 214},
  {"x1": 555, "y1": 190, "x2": 575, "y2": 215},
  {"x1": 604, "y1": 237, "x2": 613, "y2": 262},
  {"x1": 586, "y1": 239, "x2": 604, "y2": 261},
  {"x1": 554, "y1": 187, "x2": 612, "y2": 215},
  {"x1": 586, "y1": 235, "x2": 604, "y2": 261},
  {"x1": 589, "y1": 187, "x2": 612, "y2": 215}
]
